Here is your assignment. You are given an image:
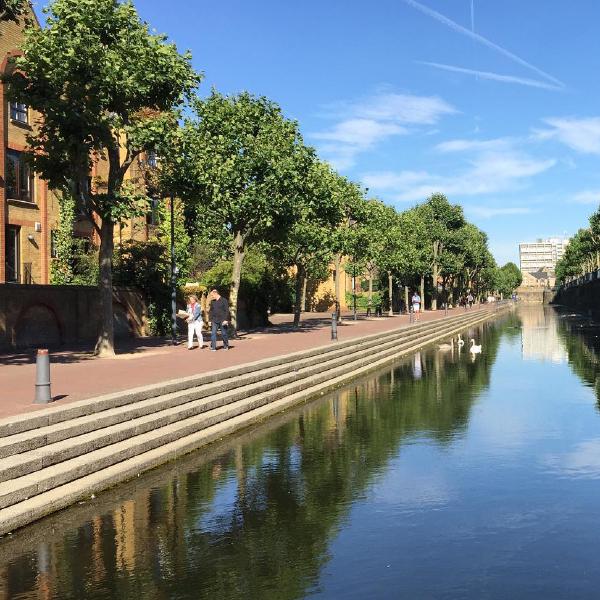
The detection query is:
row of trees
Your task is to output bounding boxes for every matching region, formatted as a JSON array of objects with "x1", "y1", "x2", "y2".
[
  {"x1": 7, "y1": 0, "x2": 517, "y2": 355},
  {"x1": 556, "y1": 207, "x2": 600, "y2": 283}
]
